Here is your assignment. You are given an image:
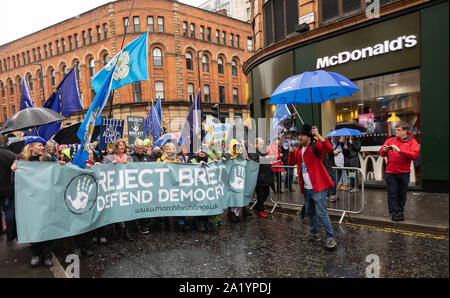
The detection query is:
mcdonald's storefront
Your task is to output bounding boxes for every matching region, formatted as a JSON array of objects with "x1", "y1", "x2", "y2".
[{"x1": 245, "y1": 1, "x2": 448, "y2": 192}]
